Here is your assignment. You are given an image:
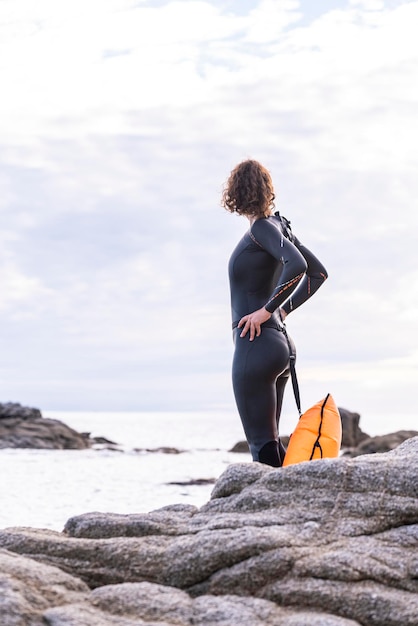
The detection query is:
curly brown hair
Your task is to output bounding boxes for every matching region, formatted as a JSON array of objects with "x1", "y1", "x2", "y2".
[{"x1": 221, "y1": 160, "x2": 275, "y2": 218}]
